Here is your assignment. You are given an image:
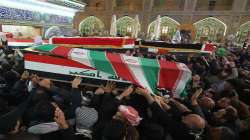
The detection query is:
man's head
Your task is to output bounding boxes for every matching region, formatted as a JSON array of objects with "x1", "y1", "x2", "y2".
[
  {"x1": 208, "y1": 126, "x2": 236, "y2": 140},
  {"x1": 212, "y1": 106, "x2": 238, "y2": 125},
  {"x1": 3, "y1": 71, "x2": 19, "y2": 87},
  {"x1": 217, "y1": 97, "x2": 231, "y2": 109},
  {"x1": 81, "y1": 91, "x2": 94, "y2": 106},
  {"x1": 31, "y1": 88, "x2": 49, "y2": 103},
  {"x1": 199, "y1": 96, "x2": 215, "y2": 110},
  {"x1": 102, "y1": 119, "x2": 126, "y2": 140},
  {"x1": 113, "y1": 105, "x2": 142, "y2": 126},
  {"x1": 223, "y1": 79, "x2": 237, "y2": 91},
  {"x1": 1, "y1": 62, "x2": 11, "y2": 72},
  {"x1": 142, "y1": 123, "x2": 164, "y2": 140},
  {"x1": 182, "y1": 114, "x2": 206, "y2": 130},
  {"x1": 75, "y1": 106, "x2": 98, "y2": 131},
  {"x1": 204, "y1": 89, "x2": 216, "y2": 98}
]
